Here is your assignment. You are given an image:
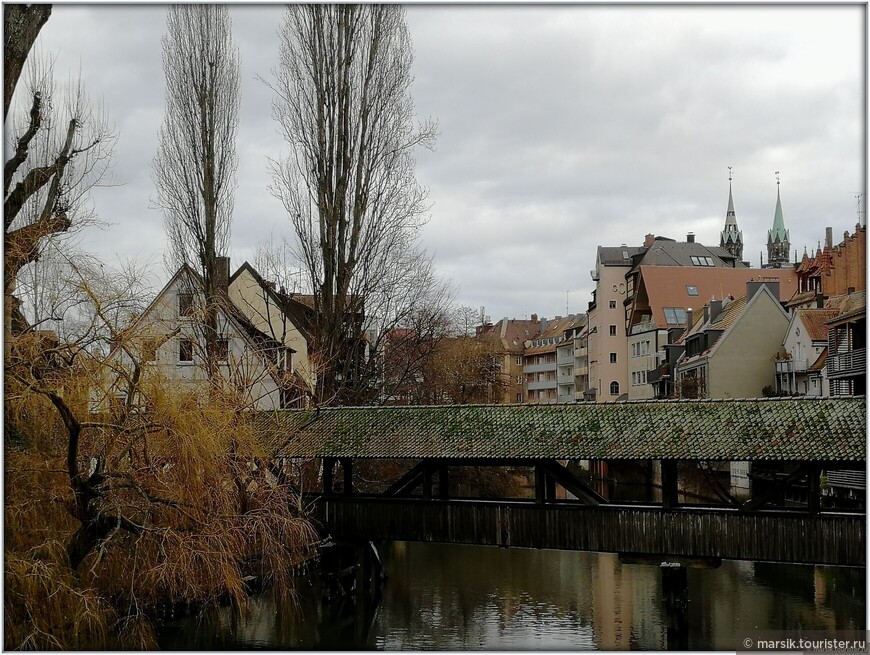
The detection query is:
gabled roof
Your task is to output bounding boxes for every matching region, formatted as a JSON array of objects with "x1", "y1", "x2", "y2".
[
  {"x1": 795, "y1": 309, "x2": 840, "y2": 342},
  {"x1": 253, "y1": 397, "x2": 866, "y2": 462},
  {"x1": 230, "y1": 261, "x2": 314, "y2": 339},
  {"x1": 678, "y1": 285, "x2": 787, "y2": 363},
  {"x1": 630, "y1": 241, "x2": 744, "y2": 272}
]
